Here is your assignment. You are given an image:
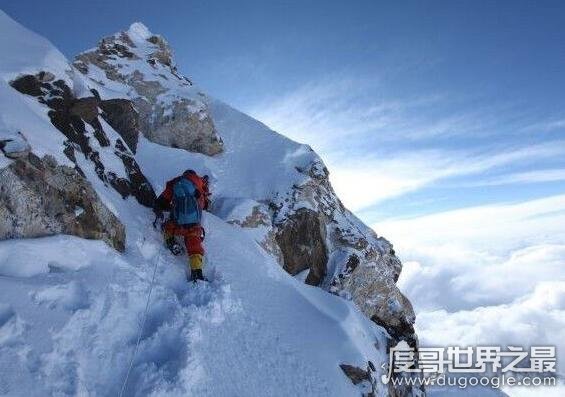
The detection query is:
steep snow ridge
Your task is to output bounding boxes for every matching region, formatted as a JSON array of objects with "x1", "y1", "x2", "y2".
[
  {"x1": 135, "y1": 100, "x2": 412, "y2": 341},
  {"x1": 199, "y1": 97, "x2": 414, "y2": 345},
  {"x1": 136, "y1": 100, "x2": 317, "y2": 200},
  {"x1": 0, "y1": 10, "x2": 69, "y2": 82},
  {"x1": 0, "y1": 13, "x2": 419, "y2": 396}
]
